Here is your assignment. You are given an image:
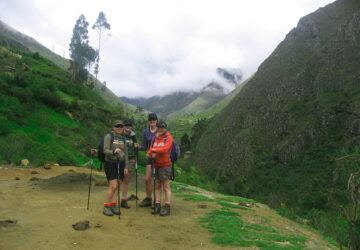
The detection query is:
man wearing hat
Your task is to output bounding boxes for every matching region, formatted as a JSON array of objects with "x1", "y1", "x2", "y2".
[
  {"x1": 102, "y1": 120, "x2": 128, "y2": 216},
  {"x1": 120, "y1": 119, "x2": 139, "y2": 208}
]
